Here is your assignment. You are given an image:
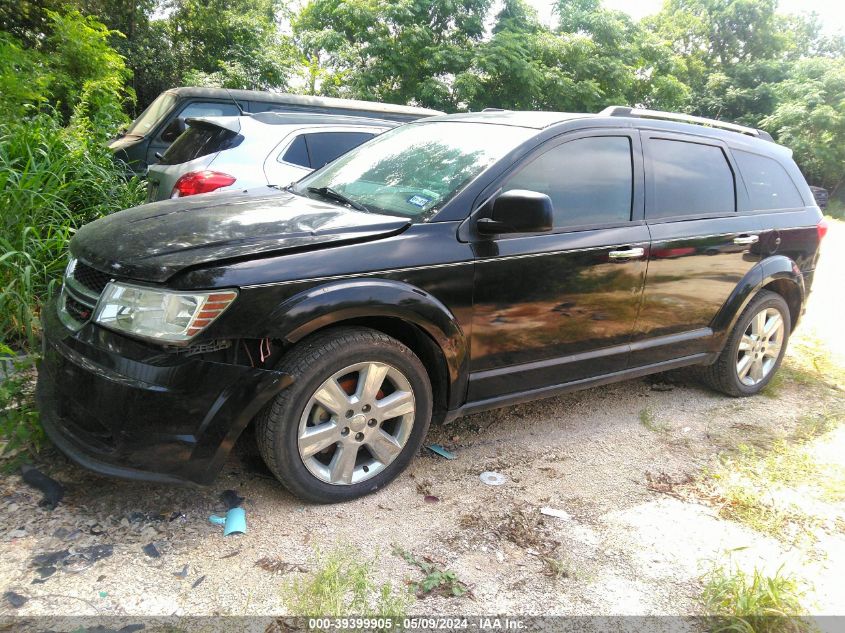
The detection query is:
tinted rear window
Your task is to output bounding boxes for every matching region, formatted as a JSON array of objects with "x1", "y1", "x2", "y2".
[
  {"x1": 306, "y1": 132, "x2": 375, "y2": 169},
  {"x1": 160, "y1": 125, "x2": 242, "y2": 165},
  {"x1": 279, "y1": 131, "x2": 376, "y2": 169},
  {"x1": 280, "y1": 135, "x2": 309, "y2": 167},
  {"x1": 734, "y1": 150, "x2": 804, "y2": 210},
  {"x1": 647, "y1": 138, "x2": 735, "y2": 219}
]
